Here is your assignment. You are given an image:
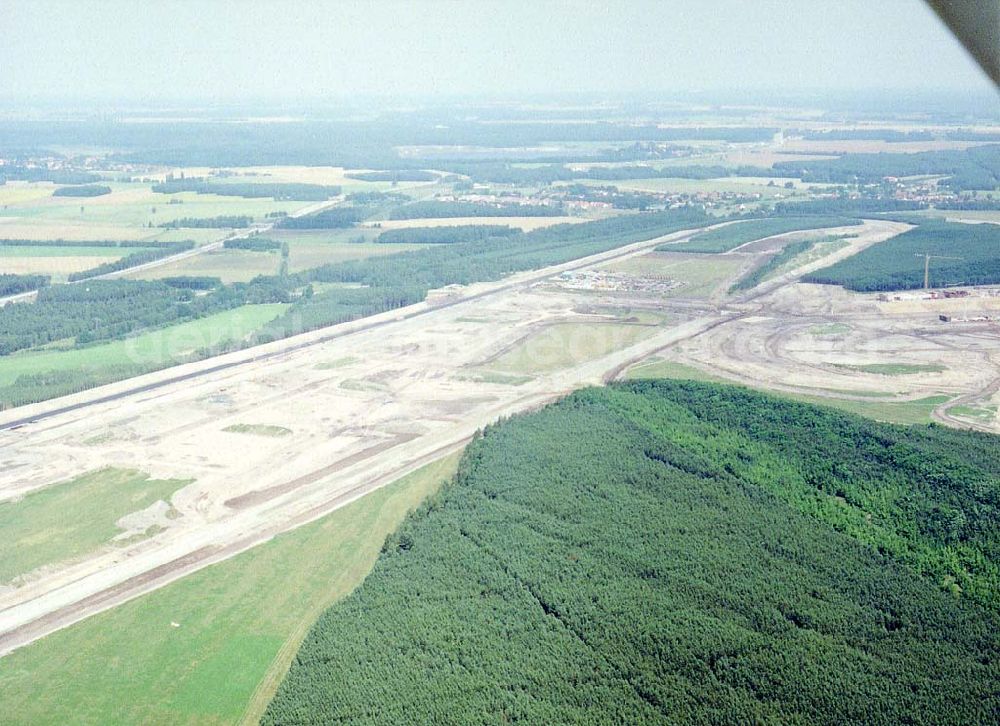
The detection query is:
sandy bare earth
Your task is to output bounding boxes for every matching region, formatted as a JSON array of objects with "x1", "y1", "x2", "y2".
[
  {"x1": 0, "y1": 217, "x2": 995, "y2": 657},
  {"x1": 0, "y1": 223, "x2": 737, "y2": 655}
]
